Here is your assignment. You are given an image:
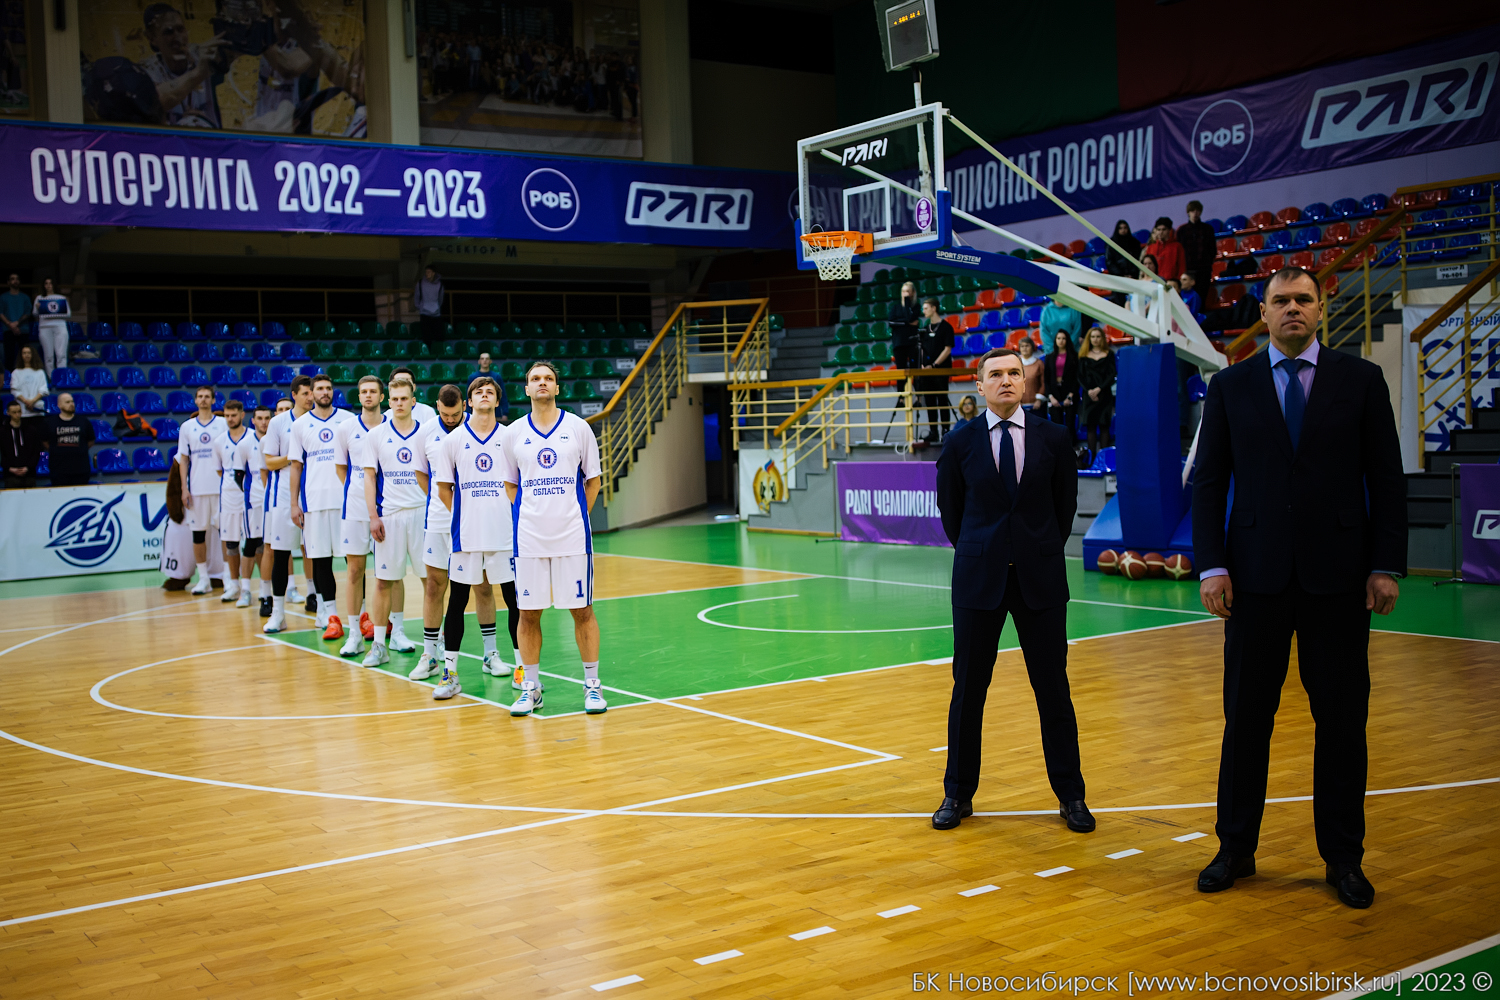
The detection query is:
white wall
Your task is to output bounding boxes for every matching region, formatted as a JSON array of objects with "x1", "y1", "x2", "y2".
[{"x1": 597, "y1": 384, "x2": 706, "y2": 529}]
